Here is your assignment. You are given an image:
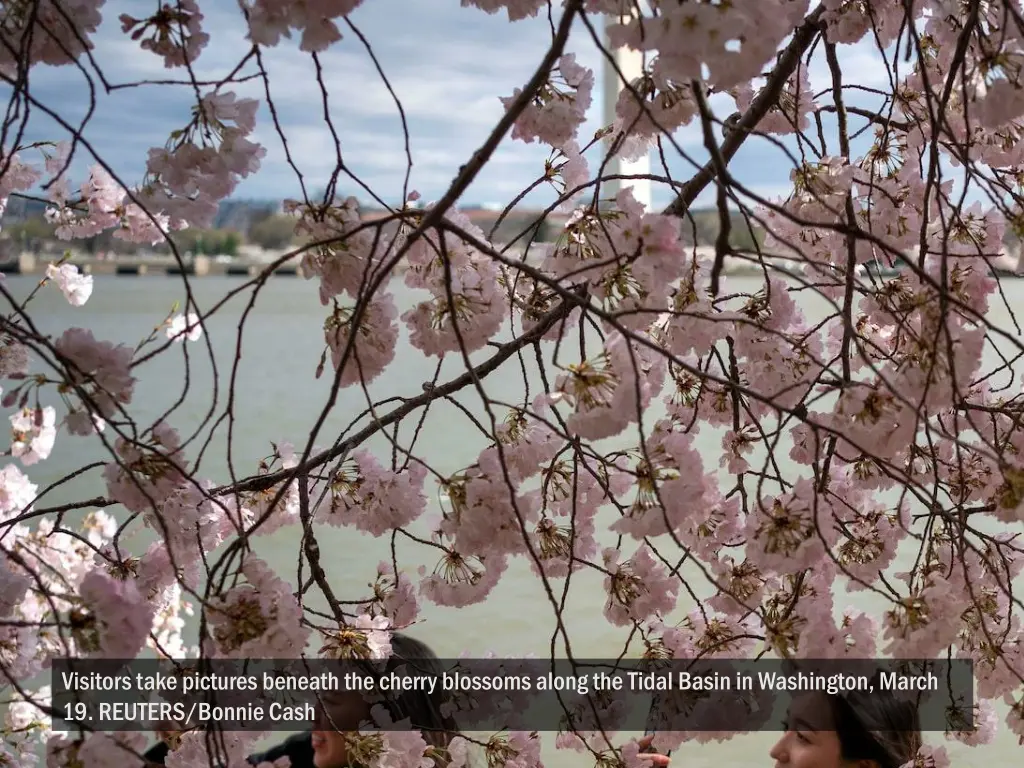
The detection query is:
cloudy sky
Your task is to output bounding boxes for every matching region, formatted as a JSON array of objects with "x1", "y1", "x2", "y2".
[{"x1": 13, "y1": 0, "x2": 896, "y2": 213}]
